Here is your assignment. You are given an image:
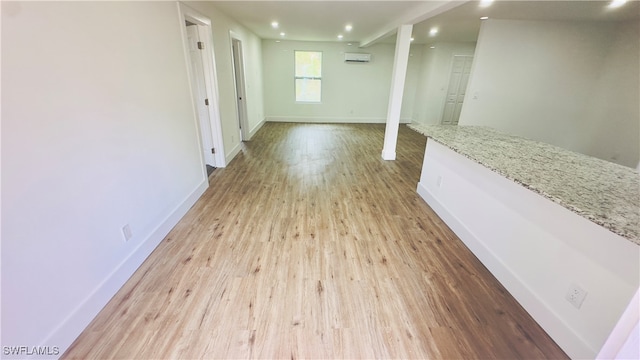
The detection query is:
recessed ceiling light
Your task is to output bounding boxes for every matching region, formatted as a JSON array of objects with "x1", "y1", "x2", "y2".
[
  {"x1": 280, "y1": 32, "x2": 285, "y2": 37},
  {"x1": 345, "y1": 24, "x2": 353, "y2": 32},
  {"x1": 608, "y1": 0, "x2": 627, "y2": 8},
  {"x1": 479, "y1": 0, "x2": 493, "y2": 7},
  {"x1": 338, "y1": 34, "x2": 344, "y2": 39},
  {"x1": 410, "y1": 37, "x2": 415, "y2": 41},
  {"x1": 430, "y1": 46, "x2": 436, "y2": 49},
  {"x1": 429, "y1": 27, "x2": 438, "y2": 36},
  {"x1": 271, "y1": 21, "x2": 279, "y2": 28},
  {"x1": 347, "y1": 43, "x2": 353, "y2": 46},
  {"x1": 480, "y1": 16, "x2": 489, "y2": 20},
  {"x1": 275, "y1": 40, "x2": 281, "y2": 43}
]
